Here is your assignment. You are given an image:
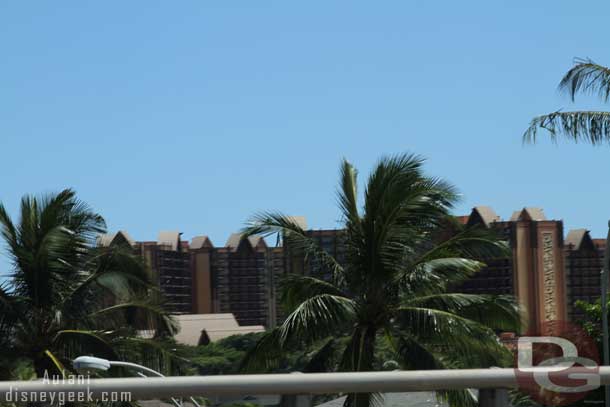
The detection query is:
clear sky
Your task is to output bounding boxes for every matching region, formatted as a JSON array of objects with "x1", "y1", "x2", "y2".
[{"x1": 2, "y1": 1, "x2": 610, "y2": 266}]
